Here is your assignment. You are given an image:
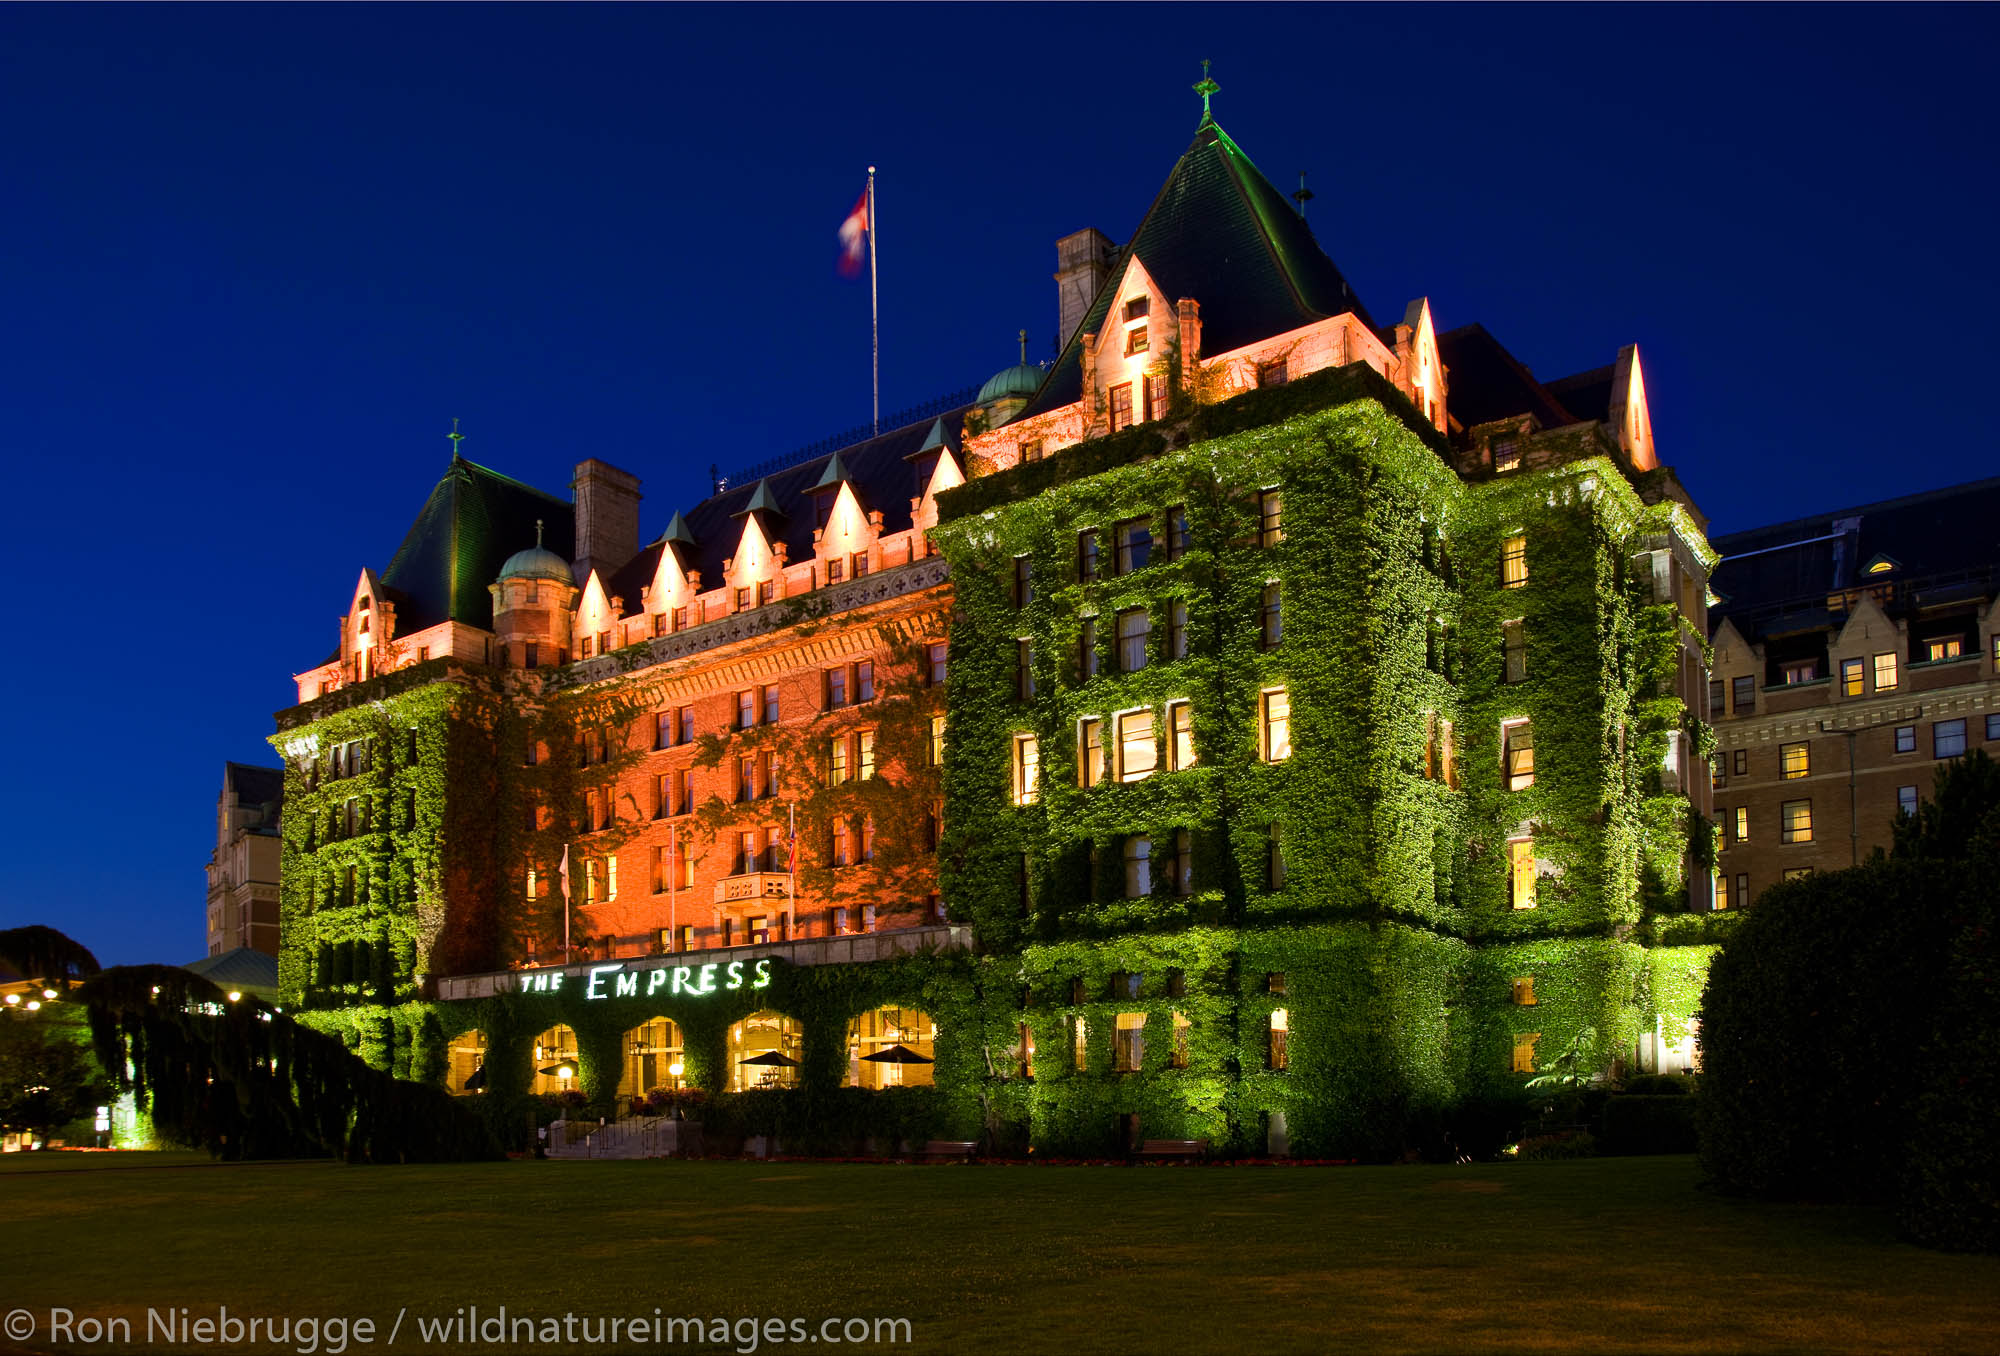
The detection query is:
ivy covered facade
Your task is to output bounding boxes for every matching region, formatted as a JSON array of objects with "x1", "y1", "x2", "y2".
[{"x1": 270, "y1": 105, "x2": 1726, "y2": 1157}]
